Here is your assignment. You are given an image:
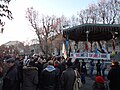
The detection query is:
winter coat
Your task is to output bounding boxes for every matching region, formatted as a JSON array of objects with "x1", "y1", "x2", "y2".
[
  {"x1": 0, "y1": 69, "x2": 4, "y2": 90},
  {"x1": 54, "y1": 67, "x2": 61, "y2": 90},
  {"x1": 92, "y1": 82, "x2": 106, "y2": 90},
  {"x1": 107, "y1": 66, "x2": 120, "y2": 90},
  {"x1": 61, "y1": 67, "x2": 75, "y2": 90},
  {"x1": 0, "y1": 77, "x2": 3, "y2": 90},
  {"x1": 22, "y1": 66, "x2": 38, "y2": 90},
  {"x1": 2, "y1": 65, "x2": 20, "y2": 90},
  {"x1": 40, "y1": 65, "x2": 57, "y2": 90}
]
